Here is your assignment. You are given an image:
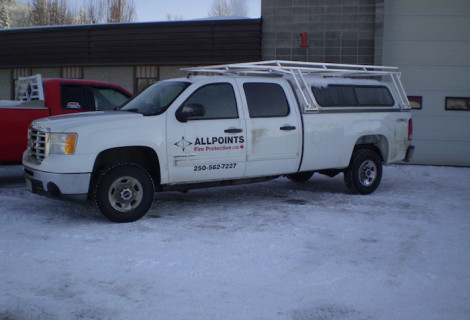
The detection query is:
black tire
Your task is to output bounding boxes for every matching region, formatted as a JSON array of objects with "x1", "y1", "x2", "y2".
[
  {"x1": 344, "y1": 149, "x2": 382, "y2": 195},
  {"x1": 94, "y1": 163, "x2": 155, "y2": 223},
  {"x1": 286, "y1": 171, "x2": 314, "y2": 182}
]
